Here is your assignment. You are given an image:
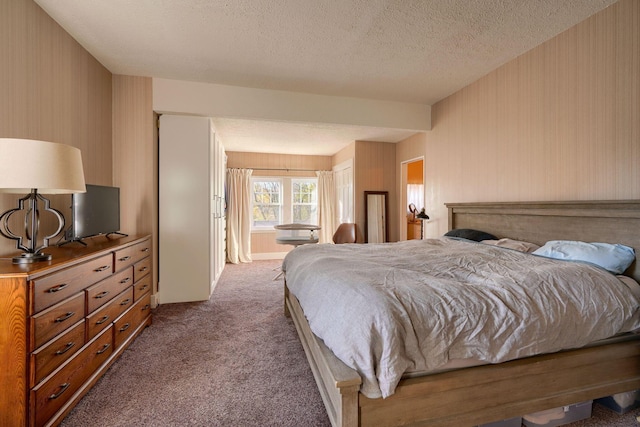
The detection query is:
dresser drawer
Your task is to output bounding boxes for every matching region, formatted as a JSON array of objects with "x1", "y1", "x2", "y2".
[
  {"x1": 87, "y1": 287, "x2": 134, "y2": 340},
  {"x1": 32, "y1": 254, "x2": 113, "y2": 313},
  {"x1": 137, "y1": 292, "x2": 152, "y2": 324},
  {"x1": 114, "y1": 294, "x2": 150, "y2": 349},
  {"x1": 86, "y1": 267, "x2": 134, "y2": 313},
  {"x1": 31, "y1": 326, "x2": 113, "y2": 427},
  {"x1": 133, "y1": 257, "x2": 151, "y2": 282},
  {"x1": 31, "y1": 320, "x2": 86, "y2": 387},
  {"x1": 133, "y1": 274, "x2": 152, "y2": 301},
  {"x1": 114, "y1": 239, "x2": 151, "y2": 272},
  {"x1": 32, "y1": 293, "x2": 85, "y2": 350}
]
